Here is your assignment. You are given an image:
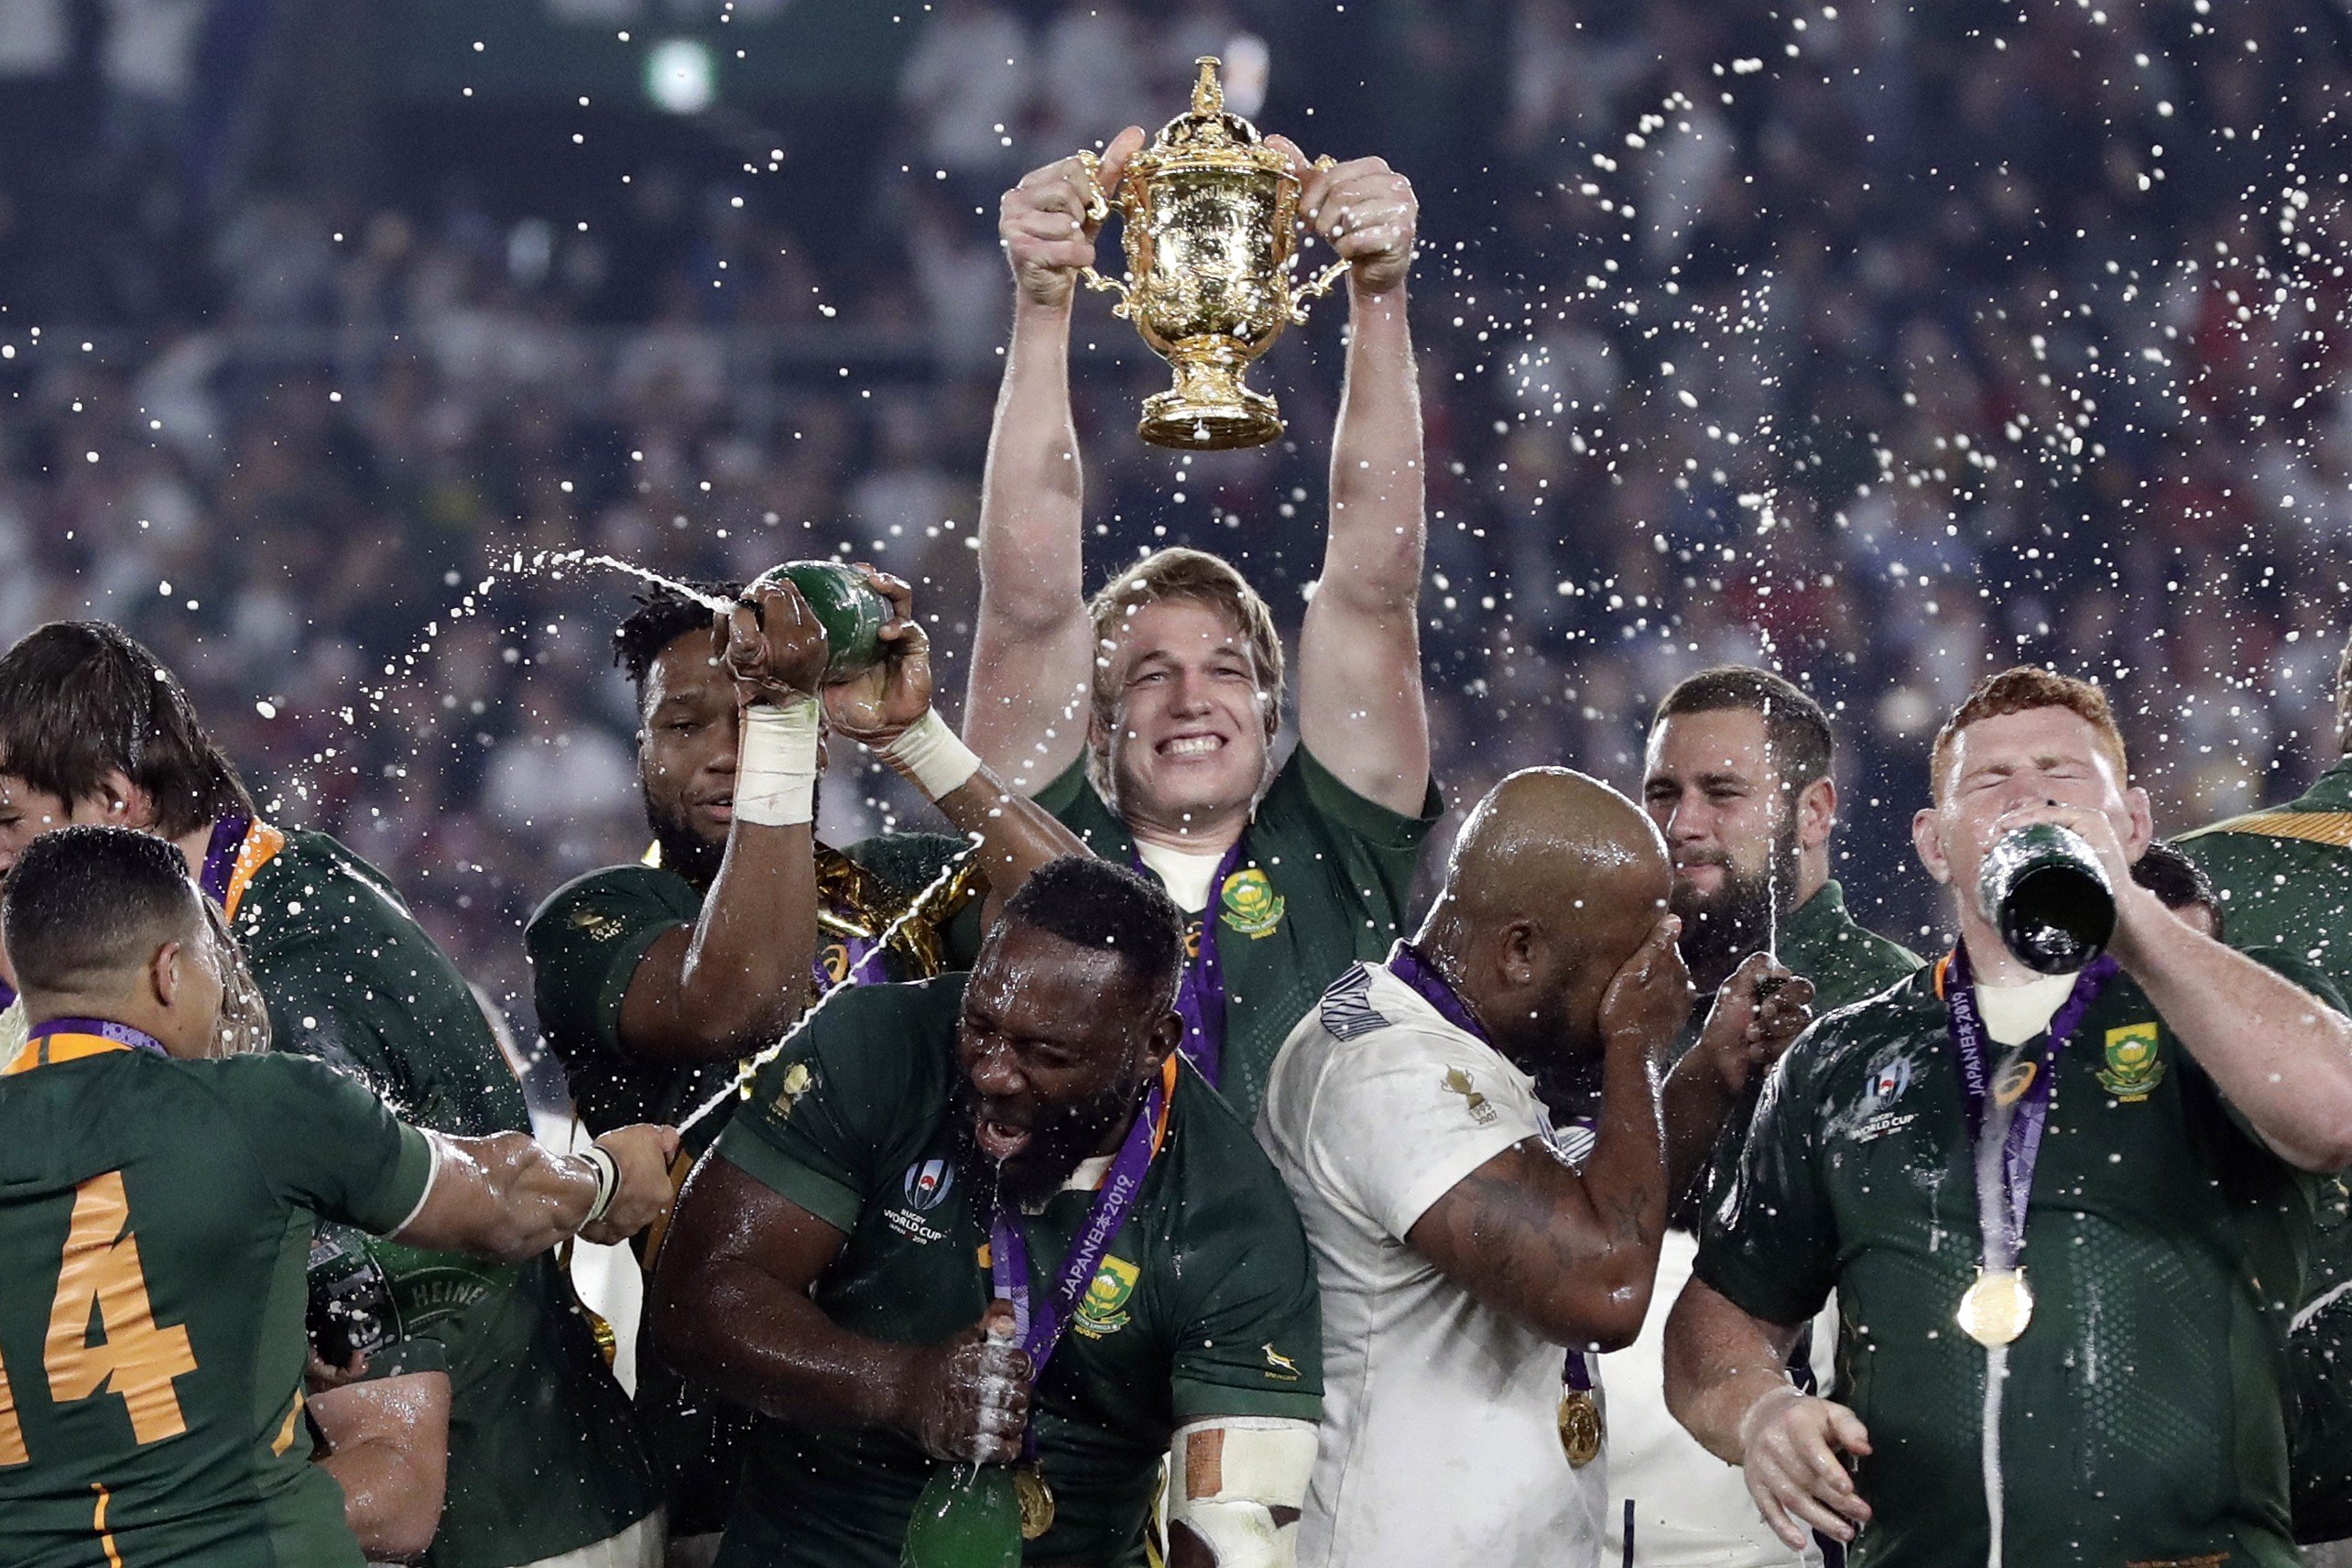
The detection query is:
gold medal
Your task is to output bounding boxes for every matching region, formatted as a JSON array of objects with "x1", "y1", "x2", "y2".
[
  {"x1": 1014, "y1": 1465, "x2": 1056, "y2": 1540},
  {"x1": 1557, "y1": 1389, "x2": 1603, "y2": 1468},
  {"x1": 1956, "y1": 1268, "x2": 2034, "y2": 1347}
]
